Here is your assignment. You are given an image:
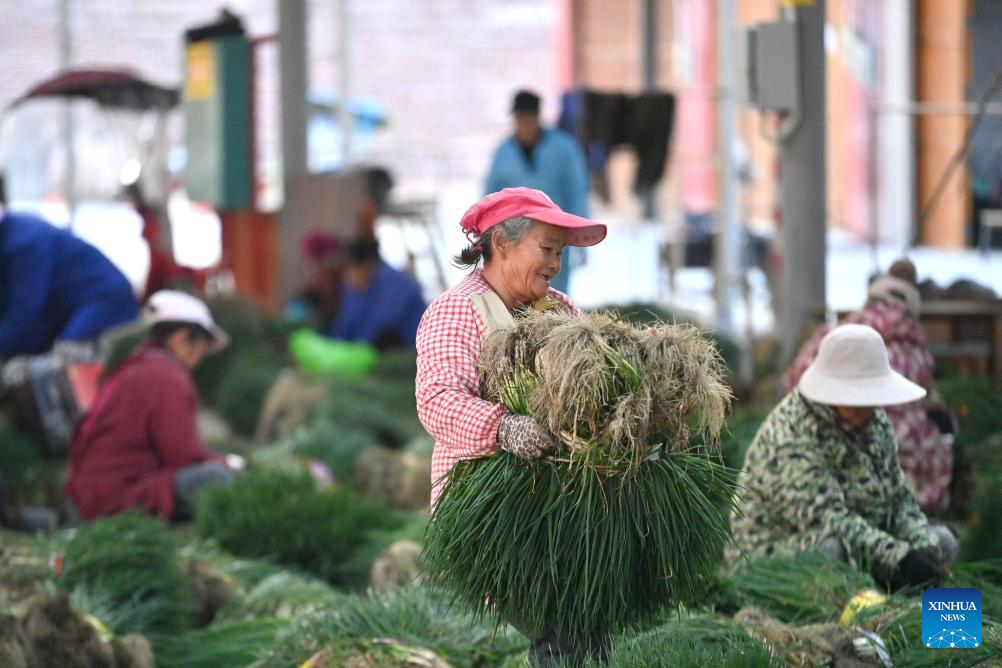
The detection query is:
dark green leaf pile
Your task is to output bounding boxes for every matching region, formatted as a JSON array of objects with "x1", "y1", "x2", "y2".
[
  {"x1": 284, "y1": 419, "x2": 376, "y2": 483},
  {"x1": 0, "y1": 423, "x2": 45, "y2": 494},
  {"x1": 157, "y1": 617, "x2": 289, "y2": 668},
  {"x1": 423, "y1": 452, "x2": 737, "y2": 642},
  {"x1": 557, "y1": 616, "x2": 783, "y2": 668},
  {"x1": 959, "y1": 448, "x2": 1002, "y2": 563},
  {"x1": 59, "y1": 513, "x2": 193, "y2": 638},
  {"x1": 194, "y1": 468, "x2": 403, "y2": 587},
  {"x1": 257, "y1": 585, "x2": 527, "y2": 668},
  {"x1": 719, "y1": 553, "x2": 876, "y2": 624}
]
